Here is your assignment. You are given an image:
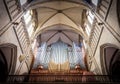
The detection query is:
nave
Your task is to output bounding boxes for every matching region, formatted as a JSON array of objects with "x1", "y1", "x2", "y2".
[{"x1": 0, "y1": 0, "x2": 120, "y2": 83}]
